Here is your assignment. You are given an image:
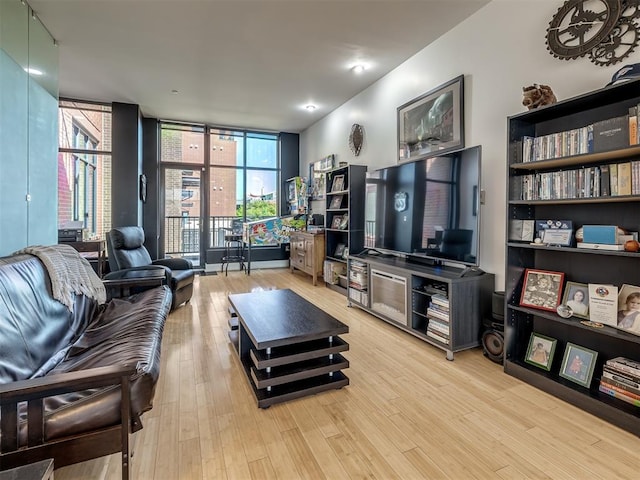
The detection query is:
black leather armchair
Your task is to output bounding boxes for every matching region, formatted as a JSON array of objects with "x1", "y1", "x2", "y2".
[{"x1": 105, "y1": 226, "x2": 195, "y2": 310}]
